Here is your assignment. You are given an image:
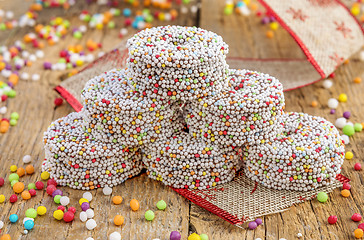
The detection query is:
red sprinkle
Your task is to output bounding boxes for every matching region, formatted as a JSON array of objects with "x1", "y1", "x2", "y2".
[
  {"x1": 63, "y1": 211, "x2": 74, "y2": 222},
  {"x1": 54, "y1": 98, "x2": 63, "y2": 106},
  {"x1": 354, "y1": 163, "x2": 361, "y2": 171},
  {"x1": 46, "y1": 185, "x2": 56, "y2": 195},
  {"x1": 343, "y1": 182, "x2": 351, "y2": 190},
  {"x1": 352, "y1": 213, "x2": 362, "y2": 222},
  {"x1": 35, "y1": 181, "x2": 44, "y2": 190},
  {"x1": 68, "y1": 207, "x2": 76, "y2": 214},
  {"x1": 328, "y1": 215, "x2": 337, "y2": 224},
  {"x1": 57, "y1": 205, "x2": 66, "y2": 212},
  {"x1": 9, "y1": 194, "x2": 17, "y2": 203},
  {"x1": 358, "y1": 223, "x2": 364, "y2": 230},
  {"x1": 29, "y1": 189, "x2": 36, "y2": 197},
  {"x1": 47, "y1": 179, "x2": 57, "y2": 187}
]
